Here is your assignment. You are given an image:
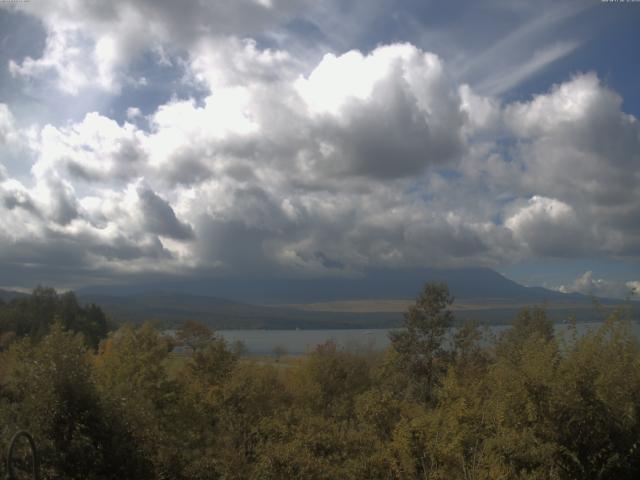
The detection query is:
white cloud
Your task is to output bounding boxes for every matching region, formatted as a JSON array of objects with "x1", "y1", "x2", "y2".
[
  {"x1": 32, "y1": 112, "x2": 145, "y2": 184},
  {"x1": 189, "y1": 37, "x2": 299, "y2": 89},
  {"x1": 126, "y1": 107, "x2": 141, "y2": 120},
  {"x1": 502, "y1": 73, "x2": 640, "y2": 256},
  {"x1": 504, "y1": 73, "x2": 608, "y2": 137},
  {"x1": 505, "y1": 196, "x2": 587, "y2": 257},
  {"x1": 452, "y1": 2, "x2": 589, "y2": 95},
  {"x1": 627, "y1": 281, "x2": 640, "y2": 297},
  {"x1": 6, "y1": 0, "x2": 304, "y2": 95},
  {"x1": 458, "y1": 84, "x2": 501, "y2": 134},
  {"x1": 294, "y1": 44, "x2": 467, "y2": 178},
  {"x1": 93, "y1": 36, "x2": 118, "y2": 90},
  {"x1": 10, "y1": 28, "x2": 95, "y2": 94},
  {"x1": 0, "y1": 104, "x2": 18, "y2": 145},
  {"x1": 558, "y1": 271, "x2": 640, "y2": 300},
  {"x1": 294, "y1": 47, "x2": 422, "y2": 117},
  {"x1": 296, "y1": 44, "x2": 450, "y2": 117},
  {"x1": 476, "y1": 41, "x2": 579, "y2": 96},
  {"x1": 1, "y1": 33, "x2": 640, "y2": 286}
]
